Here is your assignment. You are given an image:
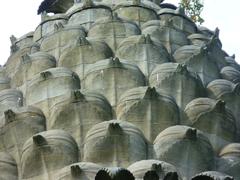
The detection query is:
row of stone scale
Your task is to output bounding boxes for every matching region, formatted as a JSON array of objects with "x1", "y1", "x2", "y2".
[{"x1": 0, "y1": 0, "x2": 240, "y2": 179}]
